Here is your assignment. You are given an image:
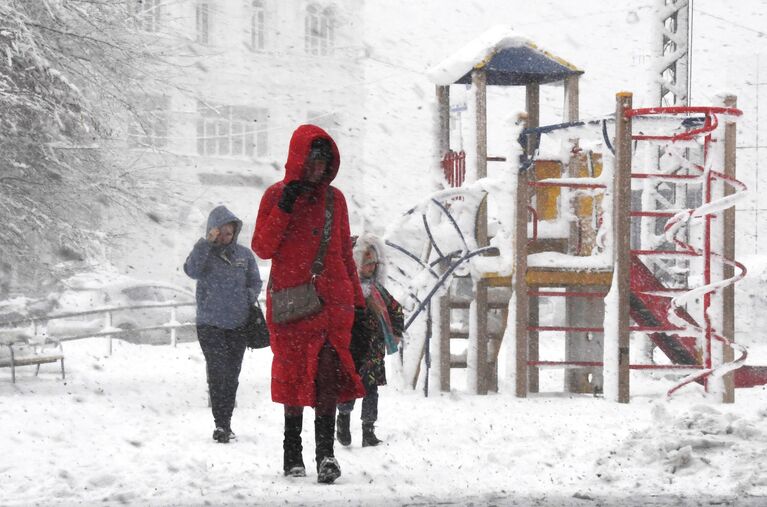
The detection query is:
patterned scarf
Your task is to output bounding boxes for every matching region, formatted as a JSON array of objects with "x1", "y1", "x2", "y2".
[{"x1": 361, "y1": 279, "x2": 398, "y2": 354}]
